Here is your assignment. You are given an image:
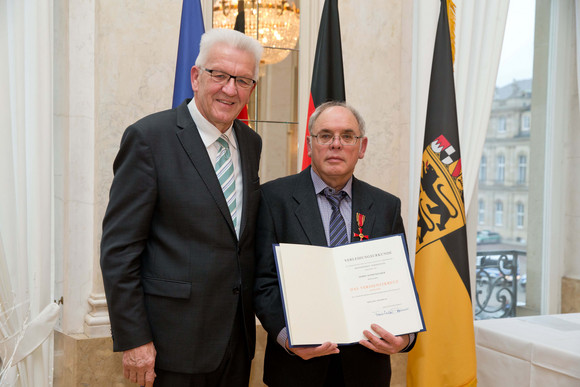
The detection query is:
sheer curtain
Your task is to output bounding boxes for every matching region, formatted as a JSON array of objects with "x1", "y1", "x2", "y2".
[
  {"x1": 454, "y1": 1, "x2": 510, "y2": 213},
  {"x1": 0, "y1": 1, "x2": 59, "y2": 386},
  {"x1": 409, "y1": 0, "x2": 509, "y2": 259}
]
